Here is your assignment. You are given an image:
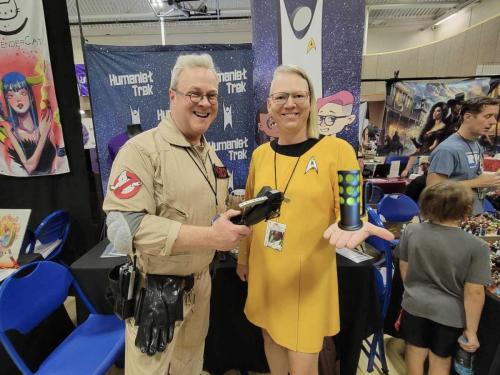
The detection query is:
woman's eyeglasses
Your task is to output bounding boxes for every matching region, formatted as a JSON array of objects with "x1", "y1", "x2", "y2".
[
  {"x1": 269, "y1": 91, "x2": 309, "y2": 105},
  {"x1": 173, "y1": 89, "x2": 219, "y2": 104},
  {"x1": 318, "y1": 114, "x2": 349, "y2": 126}
]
